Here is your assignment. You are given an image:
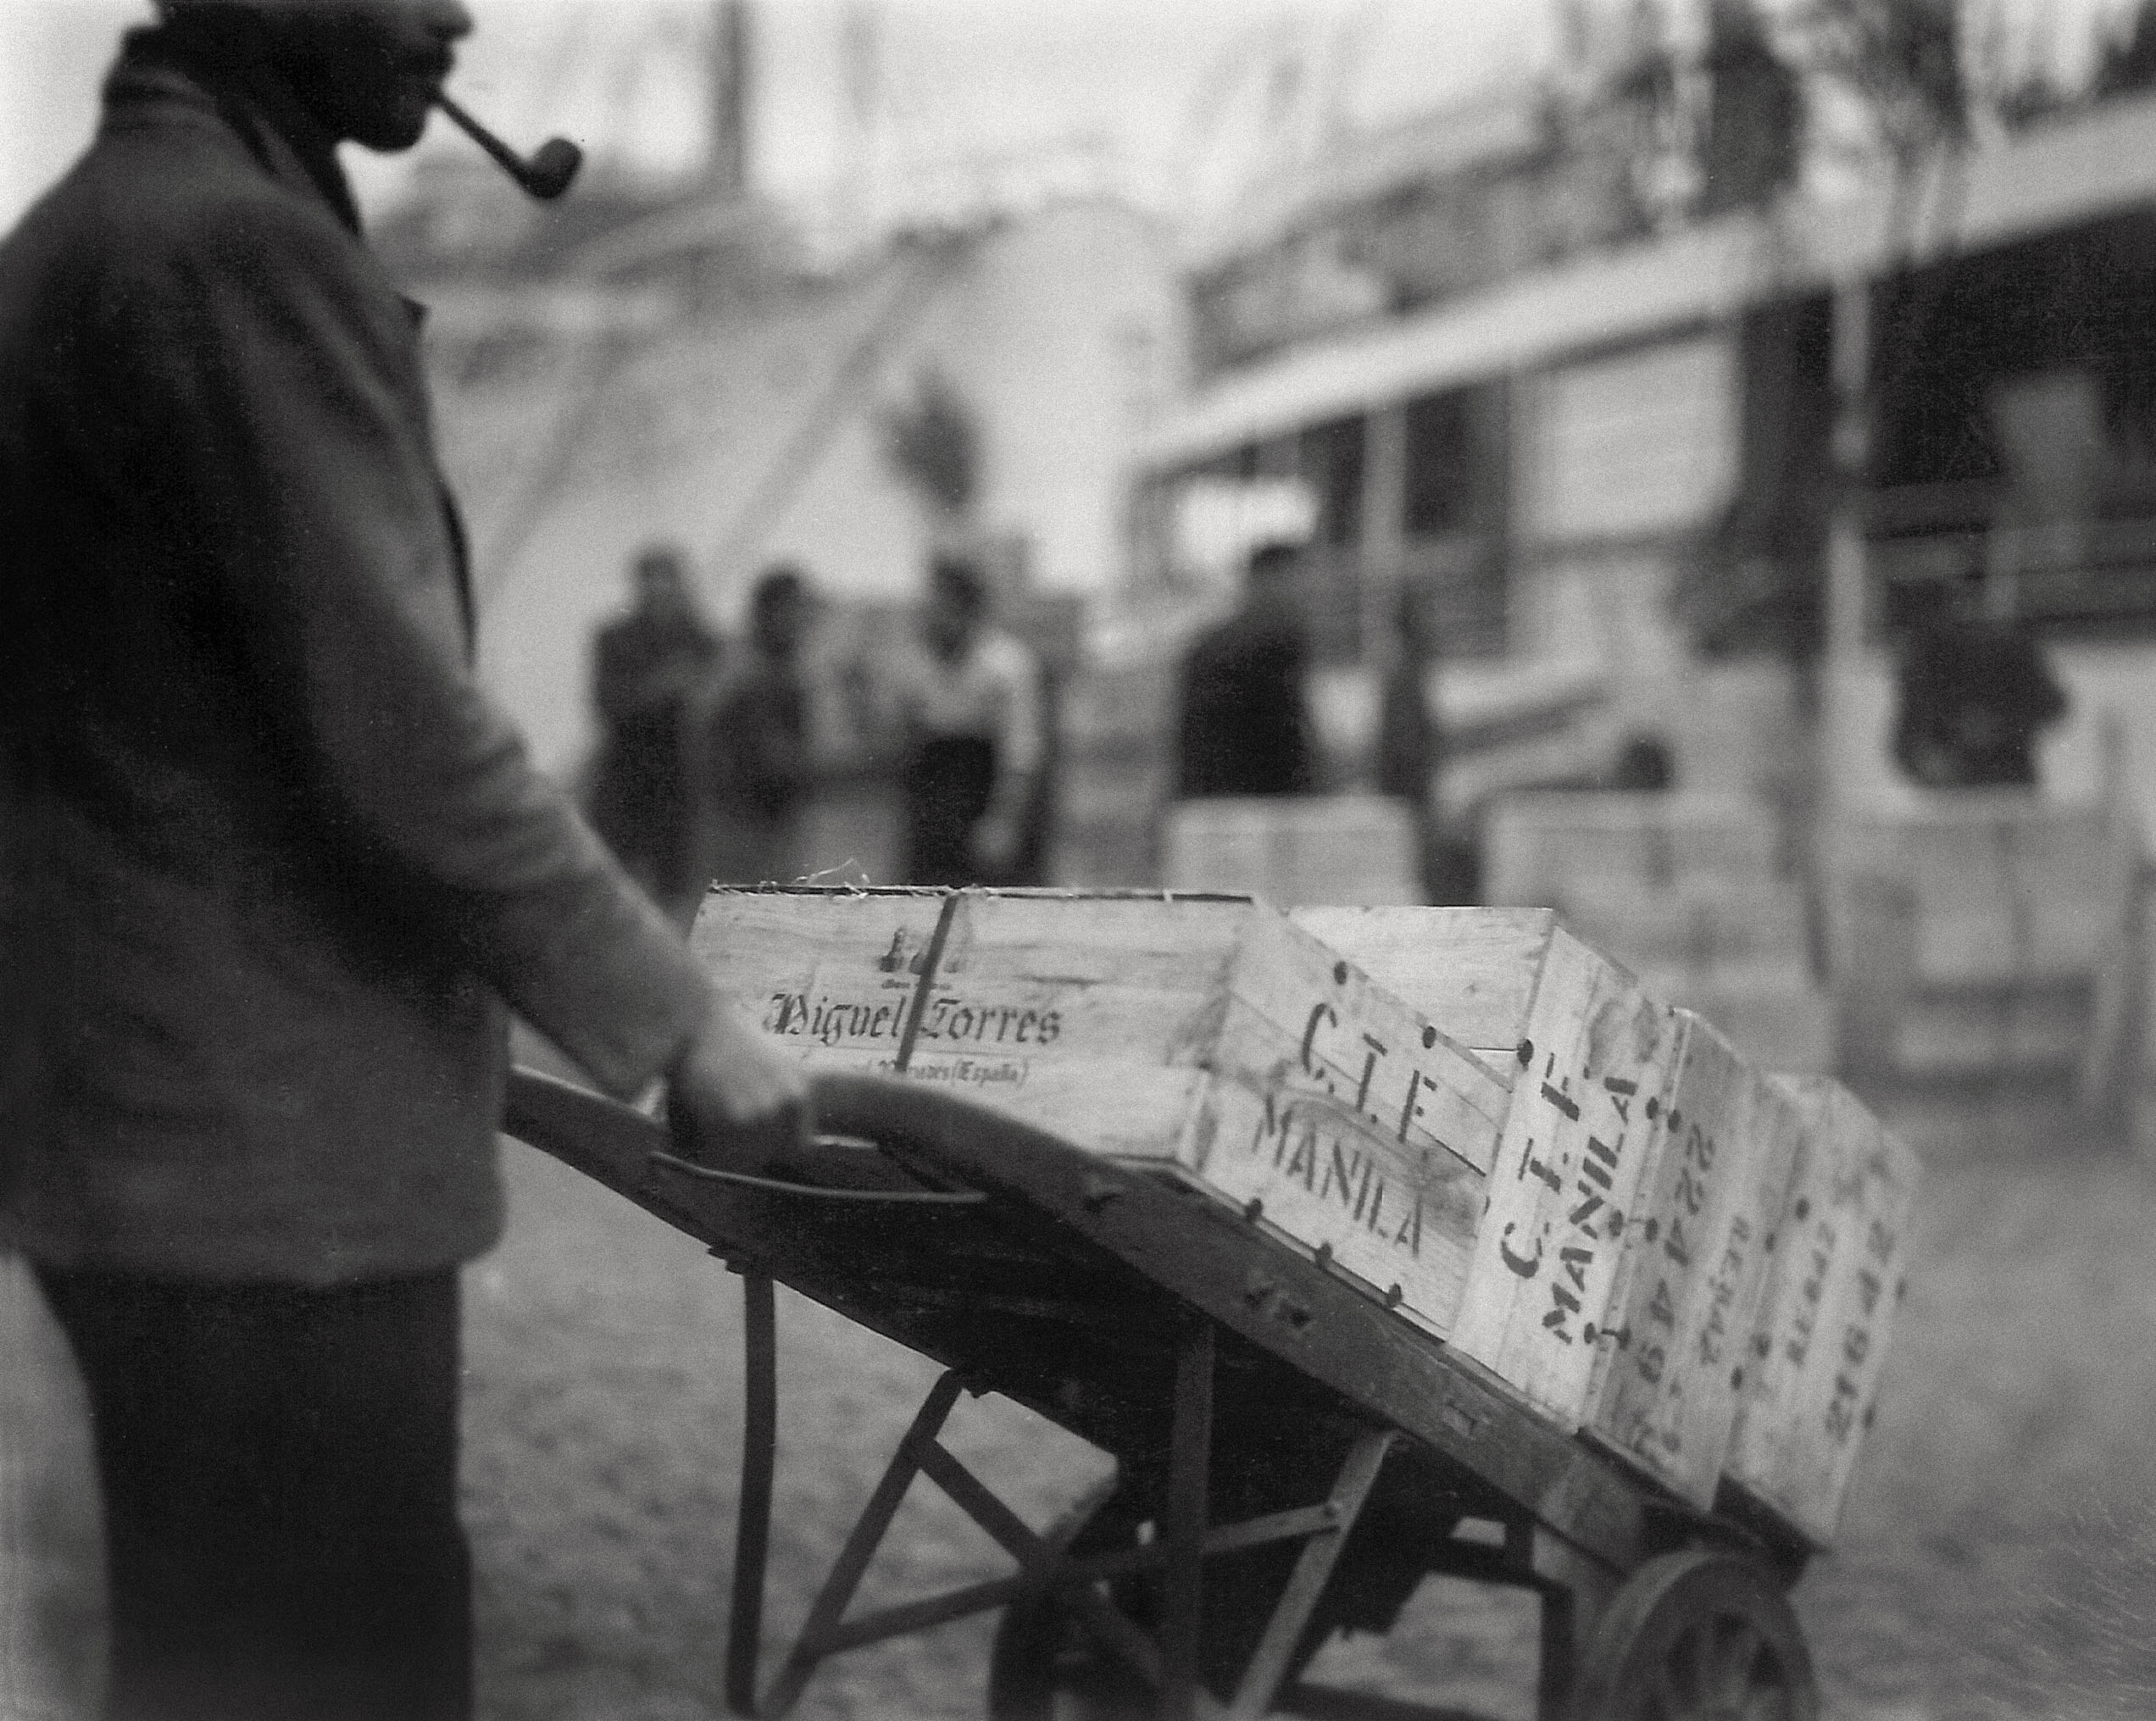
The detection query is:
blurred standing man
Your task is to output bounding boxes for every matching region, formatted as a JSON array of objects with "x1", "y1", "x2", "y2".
[
  {"x1": 0, "y1": 5, "x2": 803, "y2": 1719},
  {"x1": 890, "y1": 555, "x2": 1043, "y2": 885},
  {"x1": 587, "y1": 543, "x2": 720, "y2": 916},
  {"x1": 1375, "y1": 579, "x2": 1476, "y2": 904},
  {"x1": 697, "y1": 565, "x2": 815, "y2": 888},
  {"x1": 1175, "y1": 540, "x2": 1320, "y2": 799},
  {"x1": 1892, "y1": 584, "x2": 2067, "y2": 790}
]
